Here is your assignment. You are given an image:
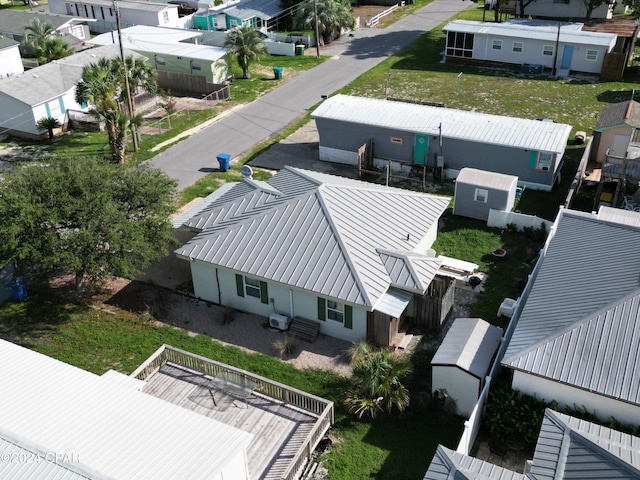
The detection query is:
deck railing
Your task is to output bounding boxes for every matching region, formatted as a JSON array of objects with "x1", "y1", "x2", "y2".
[{"x1": 131, "y1": 345, "x2": 334, "y2": 480}]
